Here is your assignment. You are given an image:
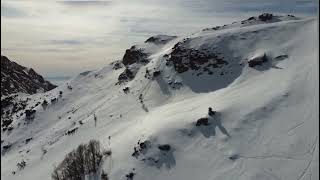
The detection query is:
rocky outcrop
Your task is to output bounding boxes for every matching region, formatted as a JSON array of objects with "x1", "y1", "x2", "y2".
[
  {"x1": 1, "y1": 55, "x2": 57, "y2": 96},
  {"x1": 1, "y1": 95, "x2": 28, "y2": 130},
  {"x1": 258, "y1": 13, "x2": 273, "y2": 21},
  {"x1": 117, "y1": 68, "x2": 135, "y2": 84},
  {"x1": 111, "y1": 60, "x2": 123, "y2": 70},
  {"x1": 145, "y1": 35, "x2": 177, "y2": 45},
  {"x1": 166, "y1": 39, "x2": 228, "y2": 73},
  {"x1": 122, "y1": 46, "x2": 149, "y2": 66},
  {"x1": 117, "y1": 45, "x2": 150, "y2": 84},
  {"x1": 117, "y1": 35, "x2": 178, "y2": 84}
]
